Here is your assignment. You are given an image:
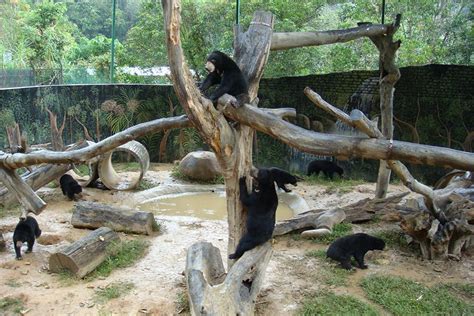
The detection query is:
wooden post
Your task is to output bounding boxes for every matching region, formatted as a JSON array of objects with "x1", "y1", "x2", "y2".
[{"x1": 49, "y1": 227, "x2": 120, "y2": 278}]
